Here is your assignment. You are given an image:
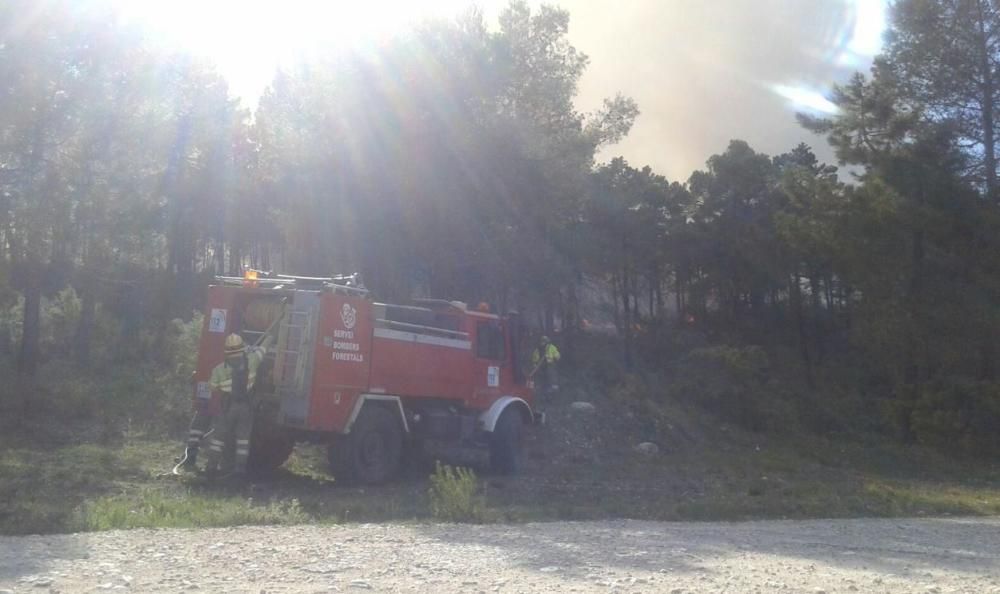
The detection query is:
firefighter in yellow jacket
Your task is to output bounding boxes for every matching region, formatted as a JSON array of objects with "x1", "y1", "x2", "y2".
[
  {"x1": 531, "y1": 335, "x2": 561, "y2": 394},
  {"x1": 205, "y1": 333, "x2": 270, "y2": 478}
]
